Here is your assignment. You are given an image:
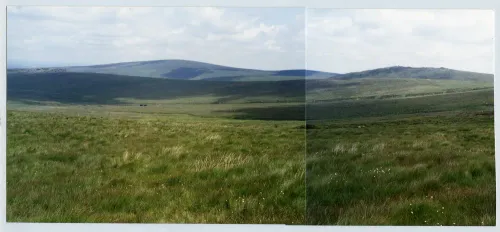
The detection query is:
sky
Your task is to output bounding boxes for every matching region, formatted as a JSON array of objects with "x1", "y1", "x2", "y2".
[
  {"x1": 7, "y1": 8, "x2": 495, "y2": 74},
  {"x1": 7, "y1": 7, "x2": 305, "y2": 70},
  {"x1": 307, "y1": 9, "x2": 495, "y2": 74}
]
